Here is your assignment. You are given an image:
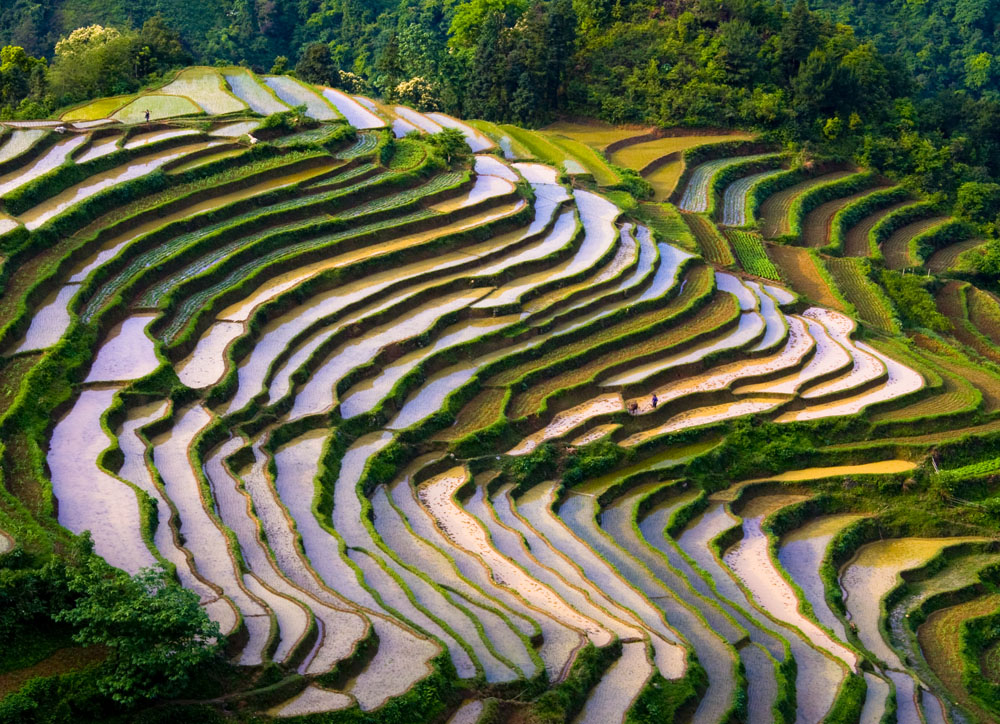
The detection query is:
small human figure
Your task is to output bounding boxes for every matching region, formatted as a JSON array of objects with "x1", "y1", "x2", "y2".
[
  {"x1": 651, "y1": 393, "x2": 658, "y2": 409},
  {"x1": 144, "y1": 109, "x2": 150, "y2": 123}
]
